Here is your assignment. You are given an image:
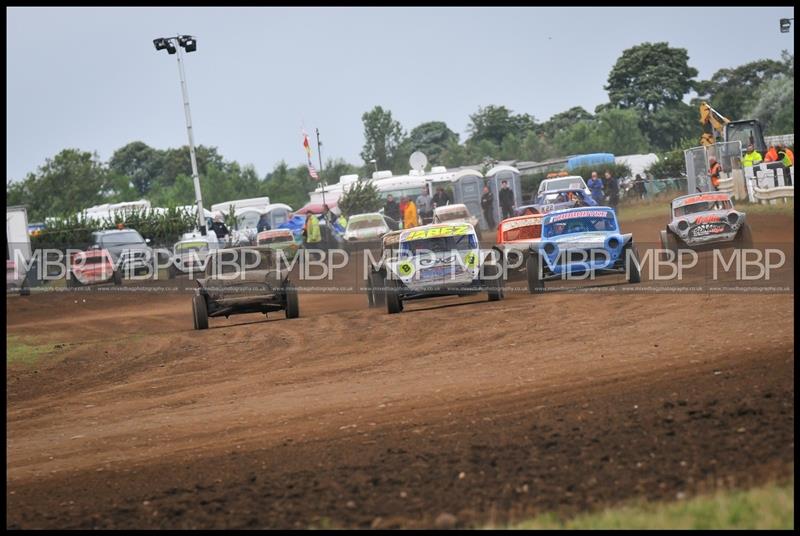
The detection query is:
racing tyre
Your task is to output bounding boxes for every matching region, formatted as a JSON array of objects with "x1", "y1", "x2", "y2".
[
  {"x1": 526, "y1": 253, "x2": 544, "y2": 294},
  {"x1": 284, "y1": 282, "x2": 300, "y2": 319},
  {"x1": 67, "y1": 272, "x2": 82, "y2": 289},
  {"x1": 20, "y1": 286, "x2": 31, "y2": 296},
  {"x1": 112, "y1": 270, "x2": 123, "y2": 286},
  {"x1": 485, "y1": 264, "x2": 504, "y2": 301},
  {"x1": 192, "y1": 294, "x2": 209, "y2": 330},
  {"x1": 385, "y1": 278, "x2": 403, "y2": 314},
  {"x1": 661, "y1": 230, "x2": 679, "y2": 258},
  {"x1": 624, "y1": 244, "x2": 642, "y2": 284},
  {"x1": 736, "y1": 223, "x2": 753, "y2": 249},
  {"x1": 168, "y1": 263, "x2": 177, "y2": 280},
  {"x1": 373, "y1": 272, "x2": 386, "y2": 307},
  {"x1": 366, "y1": 272, "x2": 376, "y2": 308}
]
